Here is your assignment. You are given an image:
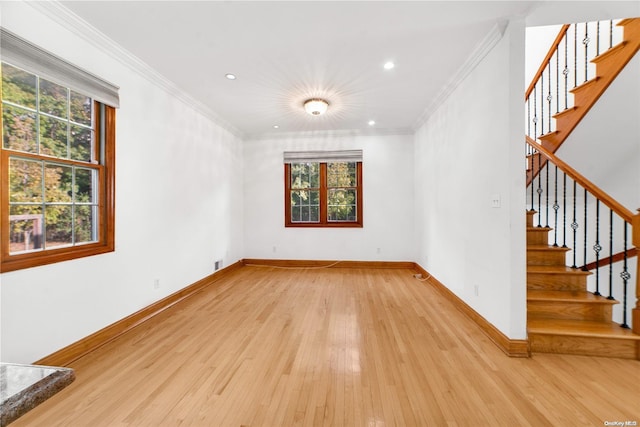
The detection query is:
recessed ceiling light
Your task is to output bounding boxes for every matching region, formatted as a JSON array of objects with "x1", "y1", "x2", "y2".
[
  {"x1": 225, "y1": 73, "x2": 236, "y2": 80},
  {"x1": 273, "y1": 125, "x2": 279, "y2": 129},
  {"x1": 383, "y1": 61, "x2": 395, "y2": 70},
  {"x1": 368, "y1": 120, "x2": 376, "y2": 126}
]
